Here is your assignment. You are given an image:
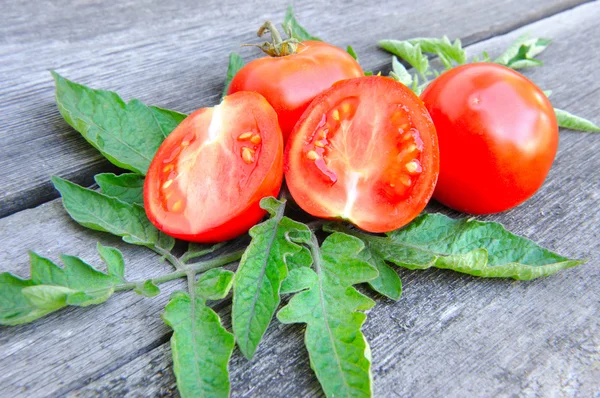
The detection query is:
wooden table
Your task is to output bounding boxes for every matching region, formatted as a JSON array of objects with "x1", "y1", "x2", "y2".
[{"x1": 1, "y1": 0, "x2": 599, "y2": 396}]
